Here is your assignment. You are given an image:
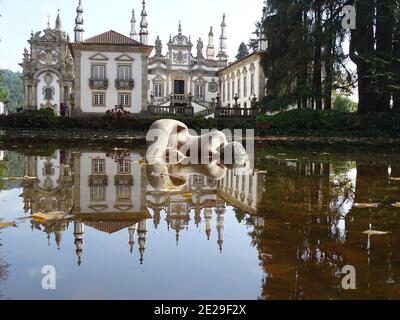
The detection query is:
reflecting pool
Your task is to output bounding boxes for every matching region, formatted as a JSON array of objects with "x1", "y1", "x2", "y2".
[{"x1": 0, "y1": 143, "x2": 399, "y2": 299}]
